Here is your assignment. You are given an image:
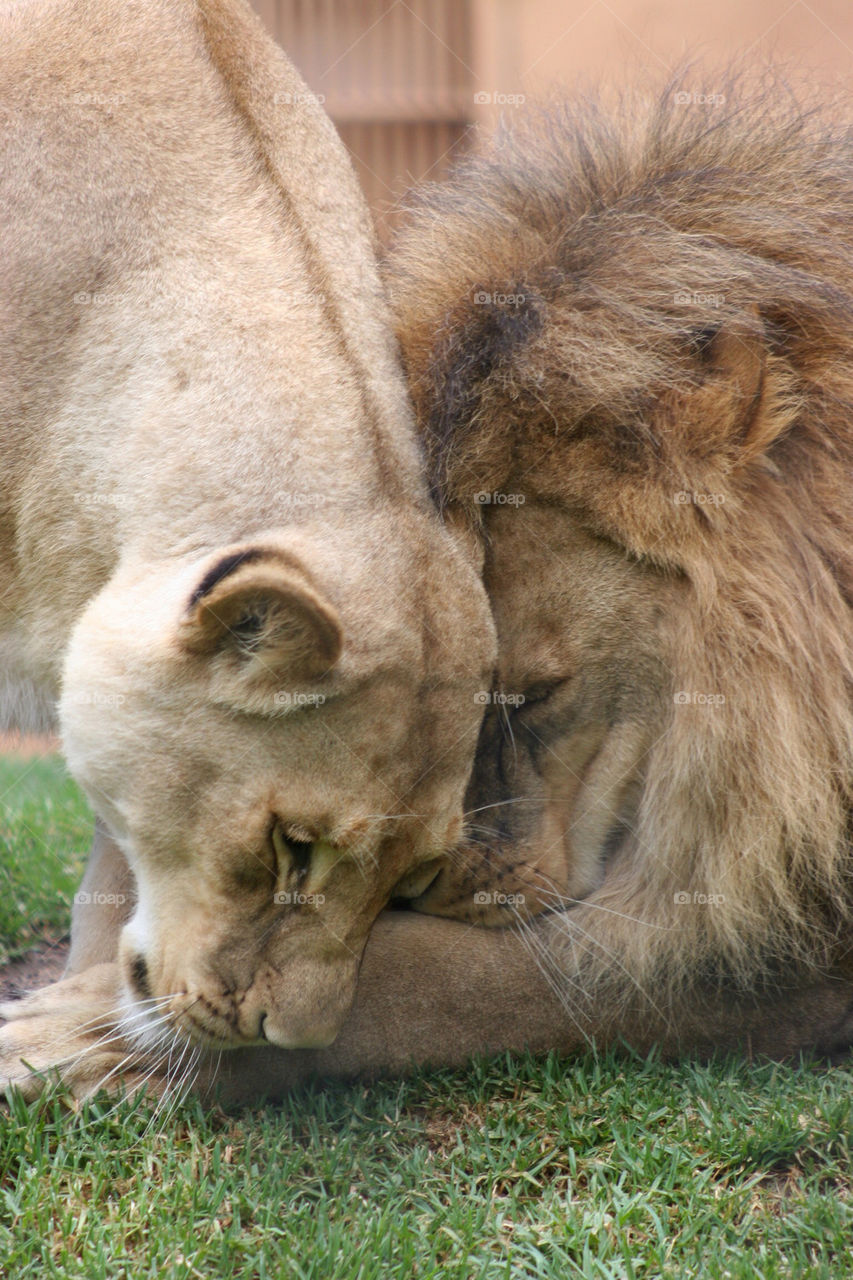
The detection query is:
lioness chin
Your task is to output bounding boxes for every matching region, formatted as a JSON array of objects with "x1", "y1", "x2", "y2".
[
  {"x1": 6, "y1": 77, "x2": 853, "y2": 1104},
  {"x1": 0, "y1": 0, "x2": 494, "y2": 1075}
]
